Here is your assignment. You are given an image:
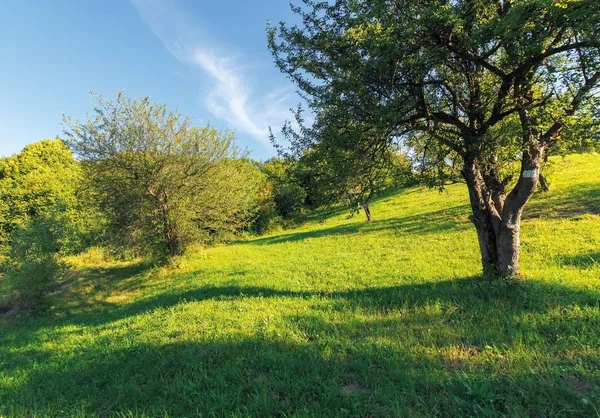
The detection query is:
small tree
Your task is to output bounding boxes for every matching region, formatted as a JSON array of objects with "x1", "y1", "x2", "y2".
[
  {"x1": 298, "y1": 142, "x2": 408, "y2": 222},
  {"x1": 273, "y1": 110, "x2": 413, "y2": 221},
  {"x1": 64, "y1": 92, "x2": 252, "y2": 256},
  {"x1": 269, "y1": 0, "x2": 600, "y2": 278},
  {"x1": 4, "y1": 210, "x2": 65, "y2": 311}
]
